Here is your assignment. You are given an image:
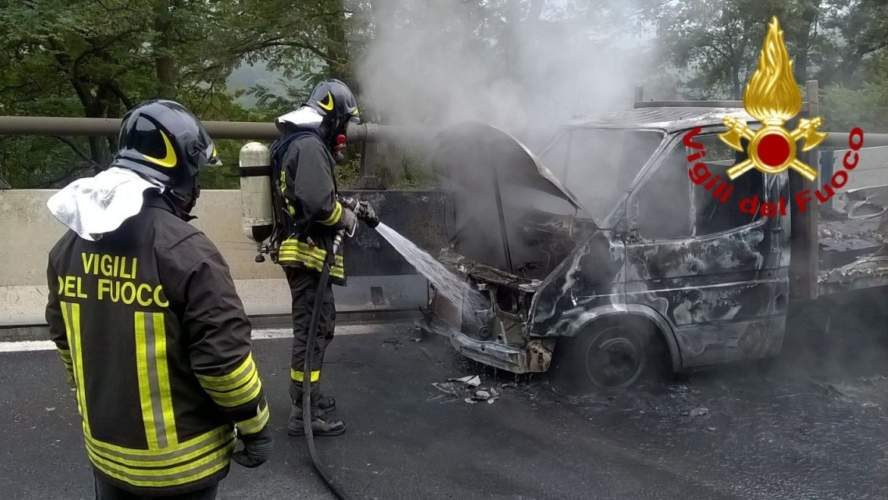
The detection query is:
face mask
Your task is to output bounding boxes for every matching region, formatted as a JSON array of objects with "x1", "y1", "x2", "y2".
[
  {"x1": 185, "y1": 181, "x2": 201, "y2": 213},
  {"x1": 333, "y1": 134, "x2": 347, "y2": 164},
  {"x1": 168, "y1": 178, "x2": 200, "y2": 216}
]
